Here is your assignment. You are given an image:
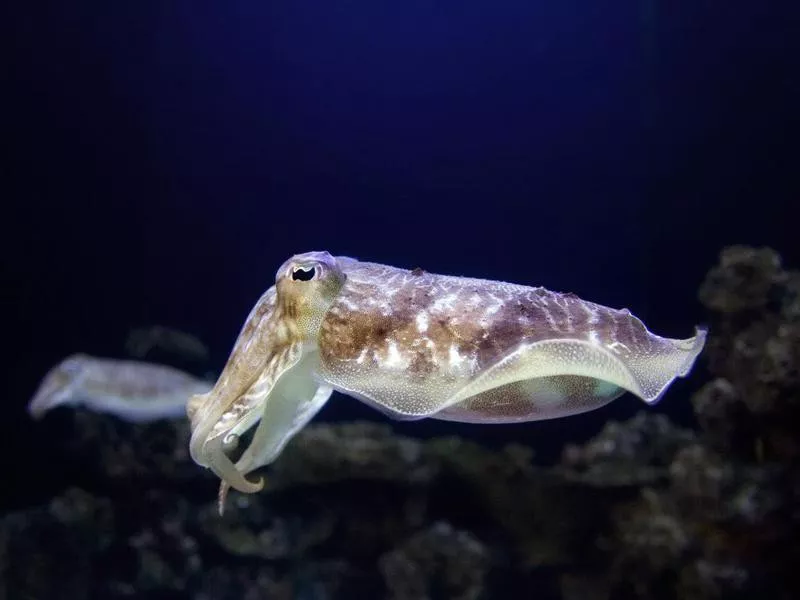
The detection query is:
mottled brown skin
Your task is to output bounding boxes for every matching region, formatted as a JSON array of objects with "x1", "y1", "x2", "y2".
[{"x1": 319, "y1": 265, "x2": 653, "y2": 383}]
